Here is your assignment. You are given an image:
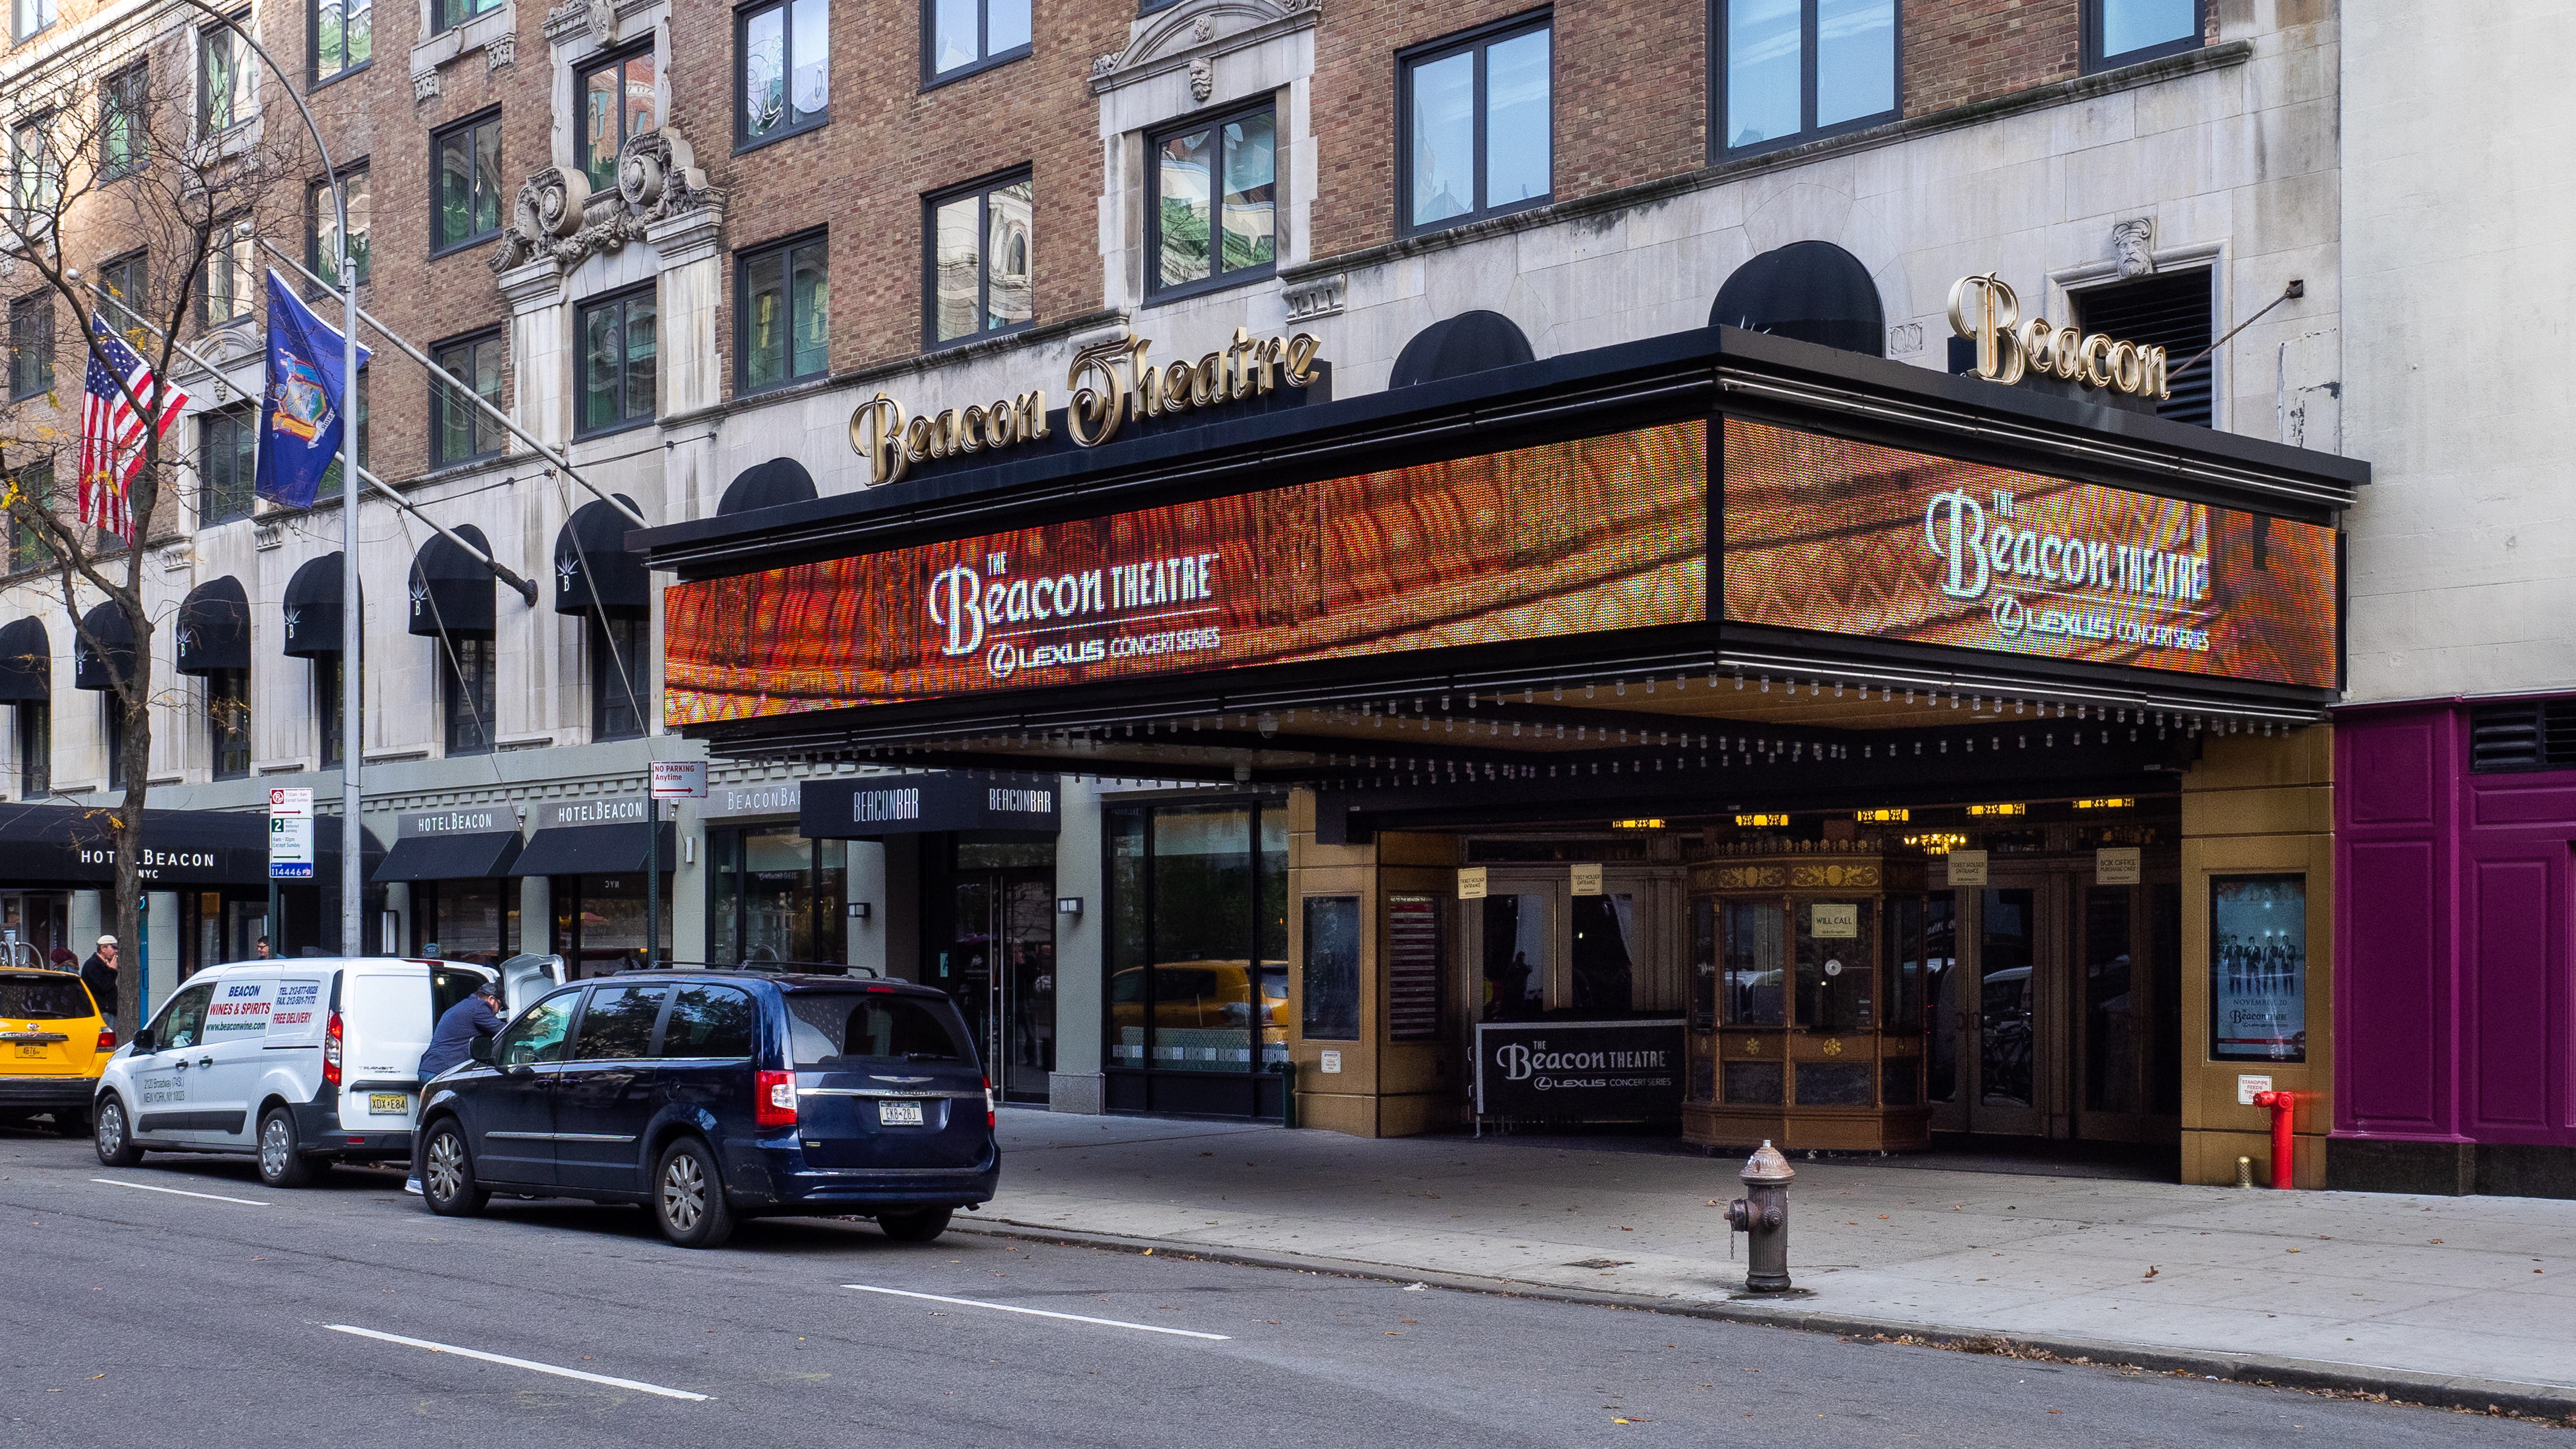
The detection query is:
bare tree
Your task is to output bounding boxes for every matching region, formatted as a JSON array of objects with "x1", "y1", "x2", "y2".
[{"x1": 0, "y1": 15, "x2": 314, "y2": 1031}]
